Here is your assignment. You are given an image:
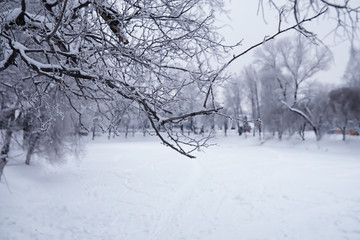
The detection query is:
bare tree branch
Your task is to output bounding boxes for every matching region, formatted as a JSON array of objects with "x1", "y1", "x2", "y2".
[{"x1": 203, "y1": 8, "x2": 327, "y2": 108}]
